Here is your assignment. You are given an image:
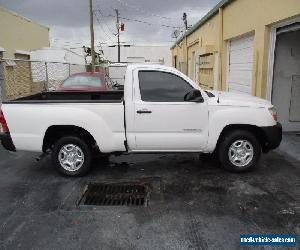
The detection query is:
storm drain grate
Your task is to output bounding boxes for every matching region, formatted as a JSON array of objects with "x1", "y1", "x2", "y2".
[{"x1": 78, "y1": 182, "x2": 150, "y2": 206}]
